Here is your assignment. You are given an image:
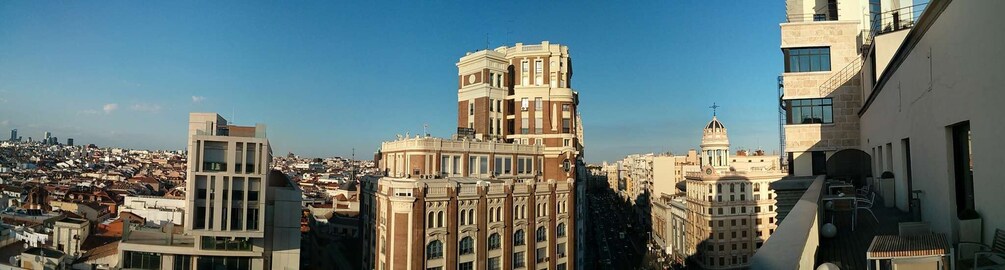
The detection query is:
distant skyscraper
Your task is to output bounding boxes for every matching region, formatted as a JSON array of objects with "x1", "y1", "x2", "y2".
[
  {"x1": 9, "y1": 129, "x2": 16, "y2": 141},
  {"x1": 44, "y1": 132, "x2": 51, "y2": 144},
  {"x1": 67, "y1": 138, "x2": 73, "y2": 146},
  {"x1": 51, "y1": 137, "x2": 58, "y2": 145}
]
